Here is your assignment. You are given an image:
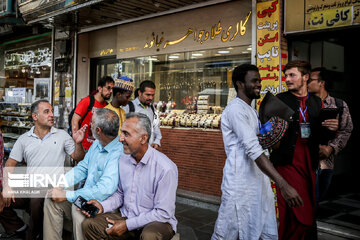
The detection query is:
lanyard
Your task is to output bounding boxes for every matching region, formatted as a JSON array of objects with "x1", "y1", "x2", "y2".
[
  {"x1": 299, "y1": 106, "x2": 307, "y2": 122},
  {"x1": 299, "y1": 93, "x2": 309, "y2": 122}
]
